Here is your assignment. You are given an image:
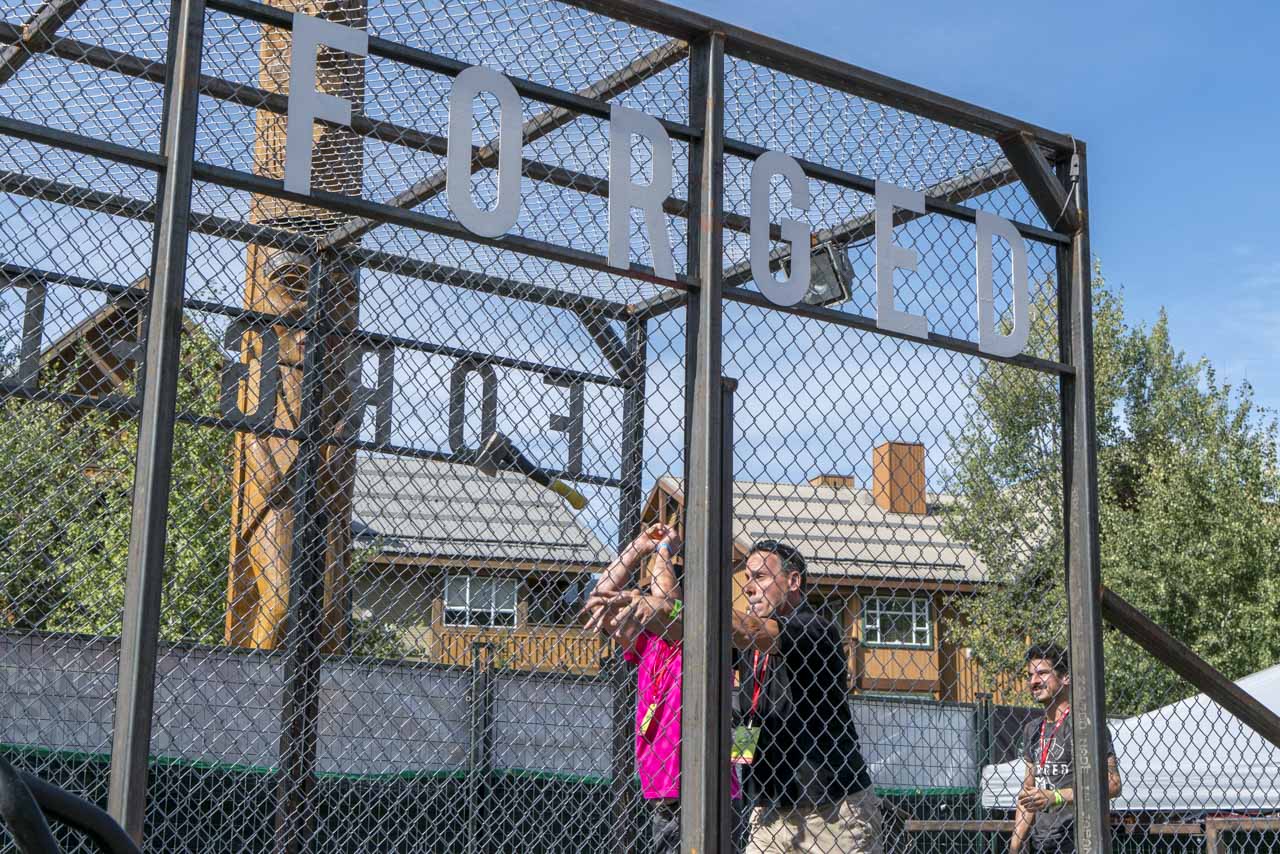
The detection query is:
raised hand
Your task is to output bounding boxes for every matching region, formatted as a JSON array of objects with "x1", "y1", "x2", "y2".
[
  {"x1": 655, "y1": 524, "x2": 682, "y2": 558},
  {"x1": 627, "y1": 523, "x2": 674, "y2": 557}
]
